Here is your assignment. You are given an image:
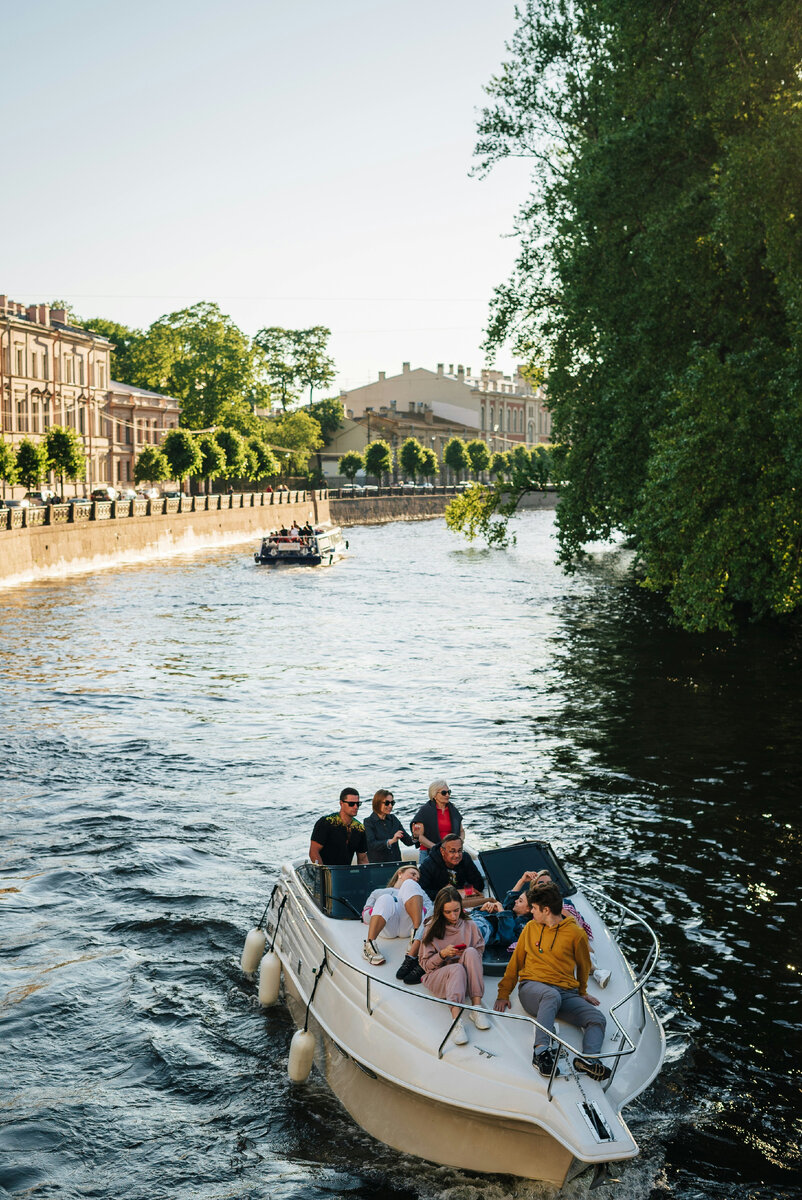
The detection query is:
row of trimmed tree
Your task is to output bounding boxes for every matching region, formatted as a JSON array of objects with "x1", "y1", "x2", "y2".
[
  {"x1": 135, "y1": 428, "x2": 285, "y2": 490},
  {"x1": 0, "y1": 427, "x2": 86, "y2": 494},
  {"x1": 338, "y1": 436, "x2": 521, "y2": 484}
]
